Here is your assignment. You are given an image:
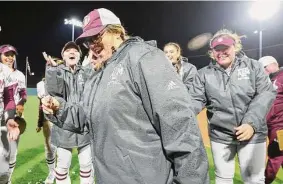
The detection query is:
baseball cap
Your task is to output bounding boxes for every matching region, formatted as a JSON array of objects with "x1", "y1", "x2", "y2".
[
  {"x1": 258, "y1": 56, "x2": 278, "y2": 68},
  {"x1": 0, "y1": 45, "x2": 18, "y2": 55},
  {"x1": 210, "y1": 36, "x2": 235, "y2": 49},
  {"x1": 75, "y1": 8, "x2": 121, "y2": 44},
  {"x1": 61, "y1": 41, "x2": 82, "y2": 57}
]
